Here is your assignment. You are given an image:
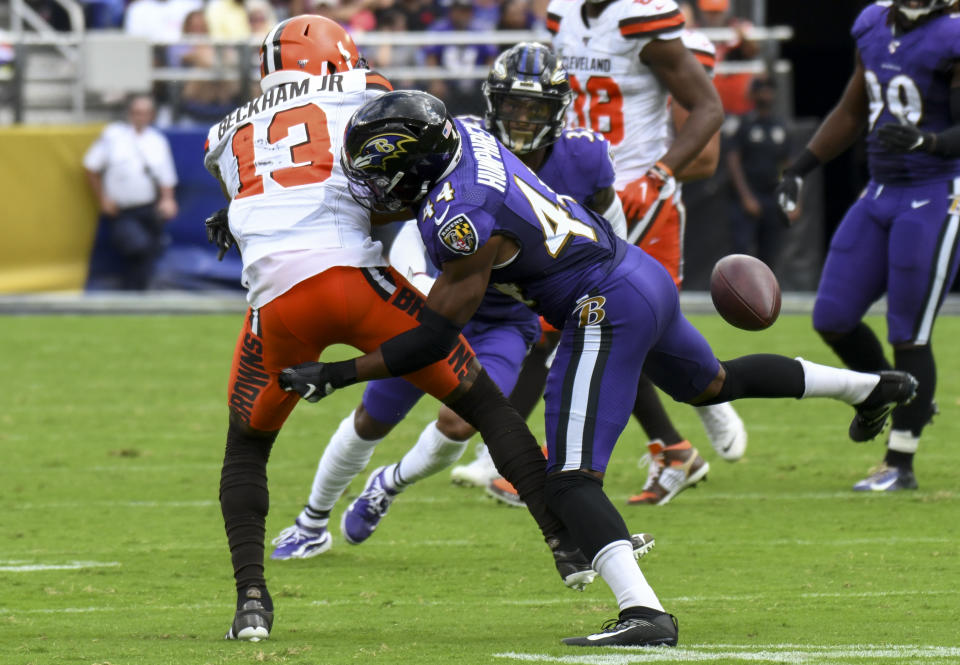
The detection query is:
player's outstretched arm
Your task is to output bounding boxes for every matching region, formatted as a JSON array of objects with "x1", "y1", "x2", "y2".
[
  {"x1": 279, "y1": 238, "x2": 501, "y2": 402},
  {"x1": 641, "y1": 38, "x2": 724, "y2": 175},
  {"x1": 776, "y1": 52, "x2": 869, "y2": 221},
  {"x1": 353, "y1": 241, "x2": 497, "y2": 380}
]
